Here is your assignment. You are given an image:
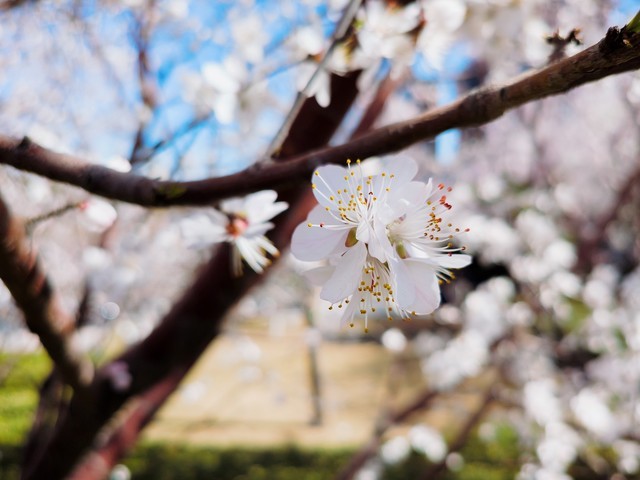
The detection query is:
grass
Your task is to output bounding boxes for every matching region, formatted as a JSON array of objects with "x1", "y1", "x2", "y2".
[{"x1": 0, "y1": 353, "x2": 50, "y2": 445}]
